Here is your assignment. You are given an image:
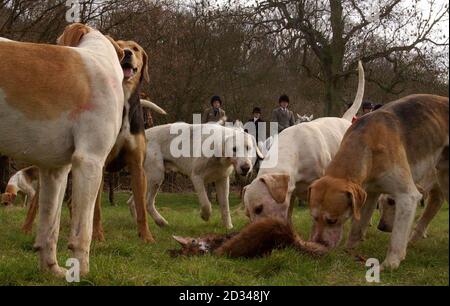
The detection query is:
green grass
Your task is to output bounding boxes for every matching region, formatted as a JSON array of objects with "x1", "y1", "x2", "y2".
[{"x1": 0, "y1": 192, "x2": 448, "y2": 286}]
